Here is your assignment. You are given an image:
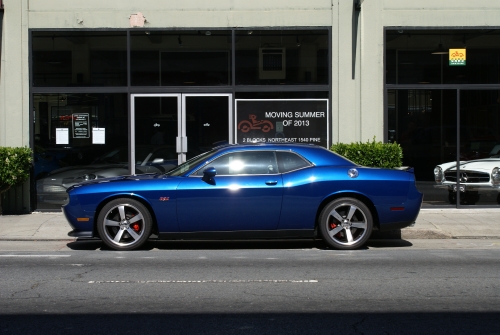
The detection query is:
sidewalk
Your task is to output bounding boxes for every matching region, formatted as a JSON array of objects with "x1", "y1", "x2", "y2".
[{"x1": 0, "y1": 209, "x2": 499, "y2": 241}]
